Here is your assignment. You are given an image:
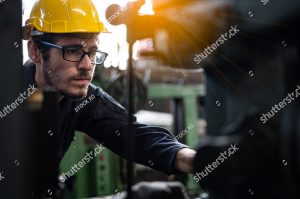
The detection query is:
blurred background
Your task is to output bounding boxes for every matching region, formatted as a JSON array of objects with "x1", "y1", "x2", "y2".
[{"x1": 1, "y1": 0, "x2": 300, "y2": 198}]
